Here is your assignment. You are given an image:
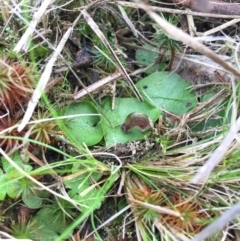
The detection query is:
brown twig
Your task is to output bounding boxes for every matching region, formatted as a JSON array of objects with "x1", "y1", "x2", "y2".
[{"x1": 172, "y1": 0, "x2": 240, "y2": 15}]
